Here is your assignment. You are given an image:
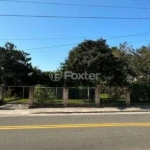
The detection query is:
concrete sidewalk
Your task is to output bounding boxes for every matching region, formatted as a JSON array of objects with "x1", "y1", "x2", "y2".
[
  {"x1": 1, "y1": 104, "x2": 150, "y2": 116},
  {"x1": 30, "y1": 106, "x2": 150, "y2": 114}
]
